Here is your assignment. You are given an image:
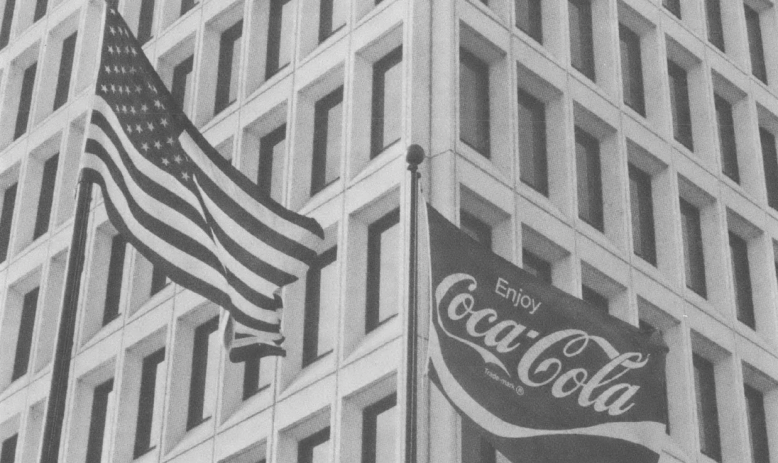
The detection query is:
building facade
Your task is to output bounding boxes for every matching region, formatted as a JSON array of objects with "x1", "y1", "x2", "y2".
[{"x1": 0, "y1": 0, "x2": 777, "y2": 462}]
